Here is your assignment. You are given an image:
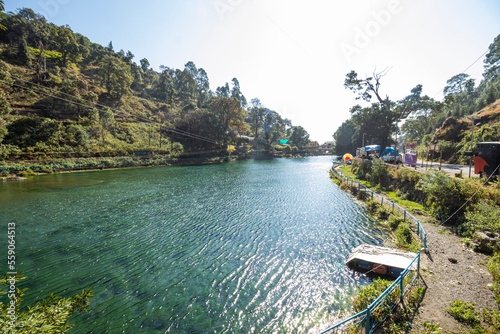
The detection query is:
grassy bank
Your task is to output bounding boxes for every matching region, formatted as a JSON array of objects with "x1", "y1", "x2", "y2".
[
  {"x1": 0, "y1": 153, "x2": 254, "y2": 179},
  {"x1": 331, "y1": 159, "x2": 500, "y2": 333}
]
